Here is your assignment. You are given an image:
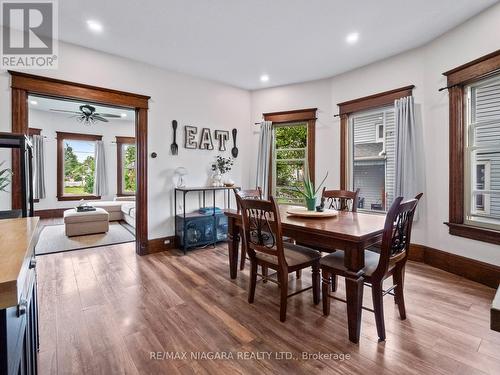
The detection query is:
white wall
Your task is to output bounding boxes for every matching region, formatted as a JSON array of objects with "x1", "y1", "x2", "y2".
[
  {"x1": 28, "y1": 108, "x2": 135, "y2": 209},
  {"x1": 0, "y1": 41, "x2": 252, "y2": 239},
  {"x1": 250, "y1": 4, "x2": 500, "y2": 265}
]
